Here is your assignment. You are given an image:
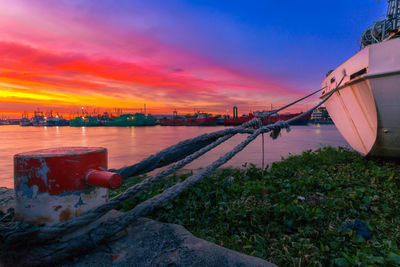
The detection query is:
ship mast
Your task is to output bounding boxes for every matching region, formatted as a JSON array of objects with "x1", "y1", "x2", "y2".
[
  {"x1": 360, "y1": 0, "x2": 400, "y2": 48},
  {"x1": 388, "y1": 0, "x2": 400, "y2": 29}
]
